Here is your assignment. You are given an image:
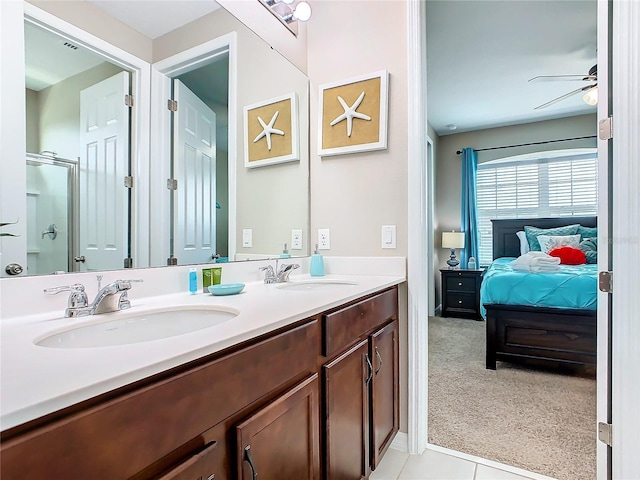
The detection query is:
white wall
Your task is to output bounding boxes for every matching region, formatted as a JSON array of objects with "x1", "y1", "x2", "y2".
[
  {"x1": 433, "y1": 113, "x2": 597, "y2": 305},
  {"x1": 306, "y1": 0, "x2": 410, "y2": 431}
]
